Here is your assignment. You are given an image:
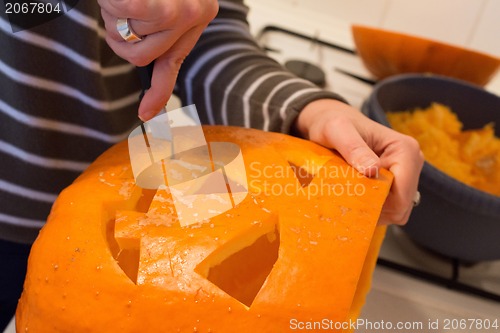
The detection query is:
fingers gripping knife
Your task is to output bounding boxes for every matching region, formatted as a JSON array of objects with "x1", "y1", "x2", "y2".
[{"x1": 128, "y1": 64, "x2": 248, "y2": 227}]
